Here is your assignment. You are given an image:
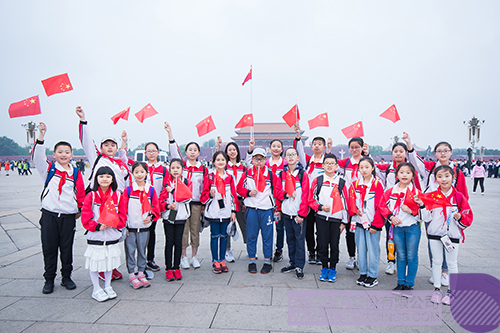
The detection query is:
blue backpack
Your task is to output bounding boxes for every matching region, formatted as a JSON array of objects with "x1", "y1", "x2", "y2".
[{"x1": 42, "y1": 163, "x2": 80, "y2": 198}]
